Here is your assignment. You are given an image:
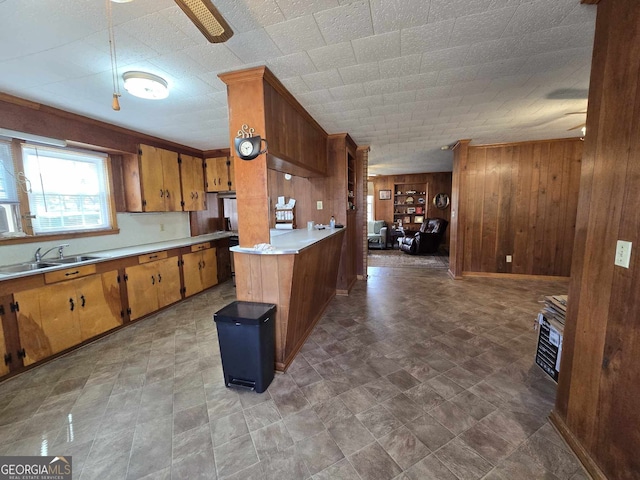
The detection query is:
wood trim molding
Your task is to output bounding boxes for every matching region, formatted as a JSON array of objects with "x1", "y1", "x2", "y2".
[
  {"x1": 202, "y1": 148, "x2": 231, "y2": 158},
  {"x1": 471, "y1": 136, "x2": 584, "y2": 149},
  {"x1": 461, "y1": 271, "x2": 570, "y2": 281},
  {"x1": 0, "y1": 93, "x2": 202, "y2": 156},
  {"x1": 549, "y1": 412, "x2": 607, "y2": 480},
  {"x1": 219, "y1": 66, "x2": 328, "y2": 137},
  {"x1": 581, "y1": 0, "x2": 600, "y2": 4}
]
